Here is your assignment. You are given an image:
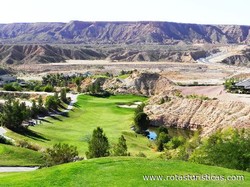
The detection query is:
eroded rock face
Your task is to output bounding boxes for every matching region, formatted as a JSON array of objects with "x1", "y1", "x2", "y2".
[
  {"x1": 144, "y1": 95, "x2": 250, "y2": 136},
  {"x1": 102, "y1": 72, "x2": 174, "y2": 96}
]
